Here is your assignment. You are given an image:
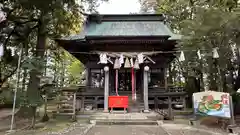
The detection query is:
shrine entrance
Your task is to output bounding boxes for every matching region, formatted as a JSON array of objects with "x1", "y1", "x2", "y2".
[
  {"x1": 117, "y1": 69, "x2": 141, "y2": 92},
  {"x1": 118, "y1": 69, "x2": 132, "y2": 92}
]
